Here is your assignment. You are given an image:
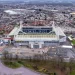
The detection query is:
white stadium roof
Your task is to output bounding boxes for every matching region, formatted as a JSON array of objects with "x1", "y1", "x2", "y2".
[
  {"x1": 9, "y1": 27, "x2": 19, "y2": 36},
  {"x1": 53, "y1": 26, "x2": 66, "y2": 36}
]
